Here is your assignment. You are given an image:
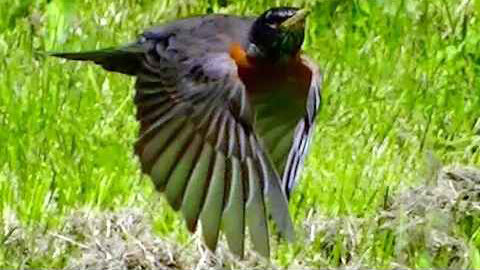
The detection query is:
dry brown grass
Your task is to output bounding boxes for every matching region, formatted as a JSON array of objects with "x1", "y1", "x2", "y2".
[{"x1": 2, "y1": 165, "x2": 479, "y2": 269}]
